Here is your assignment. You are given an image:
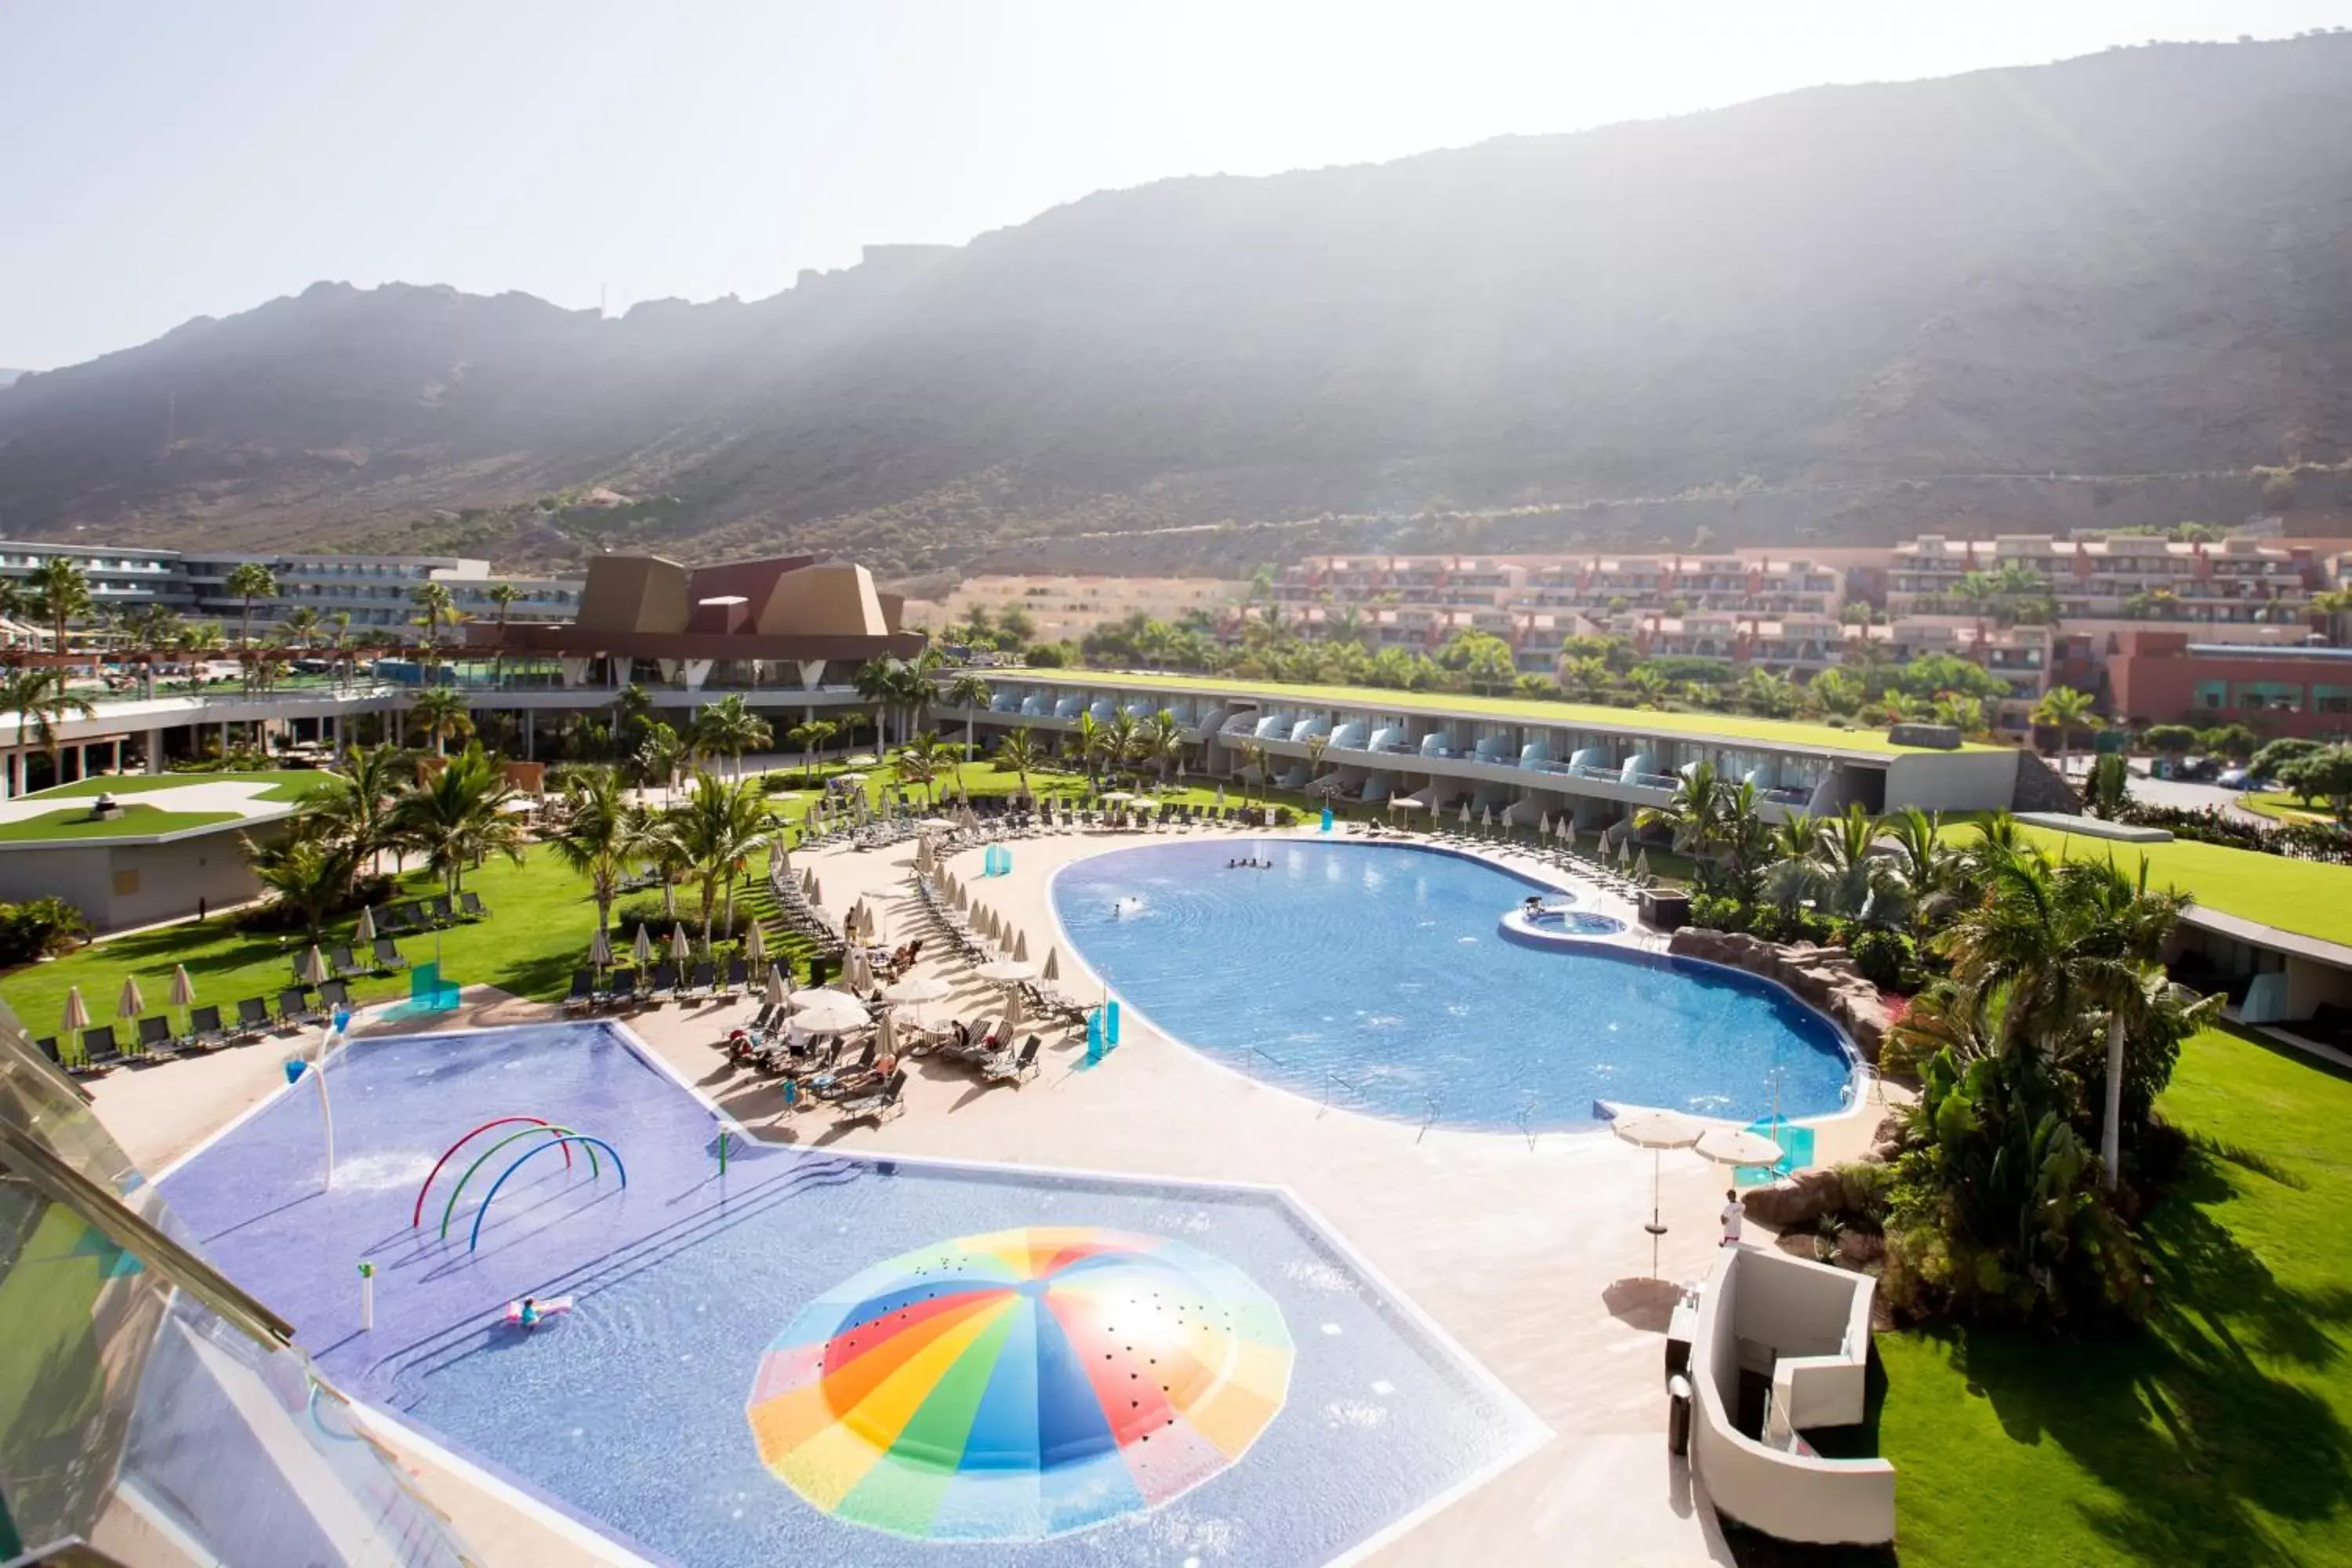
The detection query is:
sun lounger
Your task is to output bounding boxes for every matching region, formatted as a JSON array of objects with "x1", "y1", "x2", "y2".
[
  {"x1": 983, "y1": 1035, "x2": 1043, "y2": 1084},
  {"x1": 647, "y1": 961, "x2": 679, "y2": 1002},
  {"x1": 562, "y1": 970, "x2": 596, "y2": 1013},
  {"x1": 459, "y1": 890, "x2": 488, "y2": 919},
  {"x1": 77, "y1": 1025, "x2": 123, "y2": 1070},
  {"x1": 429, "y1": 895, "x2": 456, "y2": 926},
  {"x1": 278, "y1": 987, "x2": 320, "y2": 1029},
  {"x1": 32, "y1": 1035, "x2": 63, "y2": 1069},
  {"x1": 689, "y1": 960, "x2": 717, "y2": 998},
  {"x1": 372, "y1": 936, "x2": 408, "y2": 971},
  {"x1": 134, "y1": 1014, "x2": 177, "y2": 1058},
  {"x1": 328, "y1": 944, "x2": 361, "y2": 978},
  {"x1": 834, "y1": 1068, "x2": 908, "y2": 1123},
  {"x1": 725, "y1": 956, "x2": 749, "y2": 992},
  {"x1": 605, "y1": 966, "x2": 637, "y2": 1004},
  {"x1": 318, "y1": 978, "x2": 351, "y2": 1014},
  {"x1": 185, "y1": 1005, "x2": 227, "y2": 1050},
  {"x1": 233, "y1": 997, "x2": 273, "y2": 1038}
]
